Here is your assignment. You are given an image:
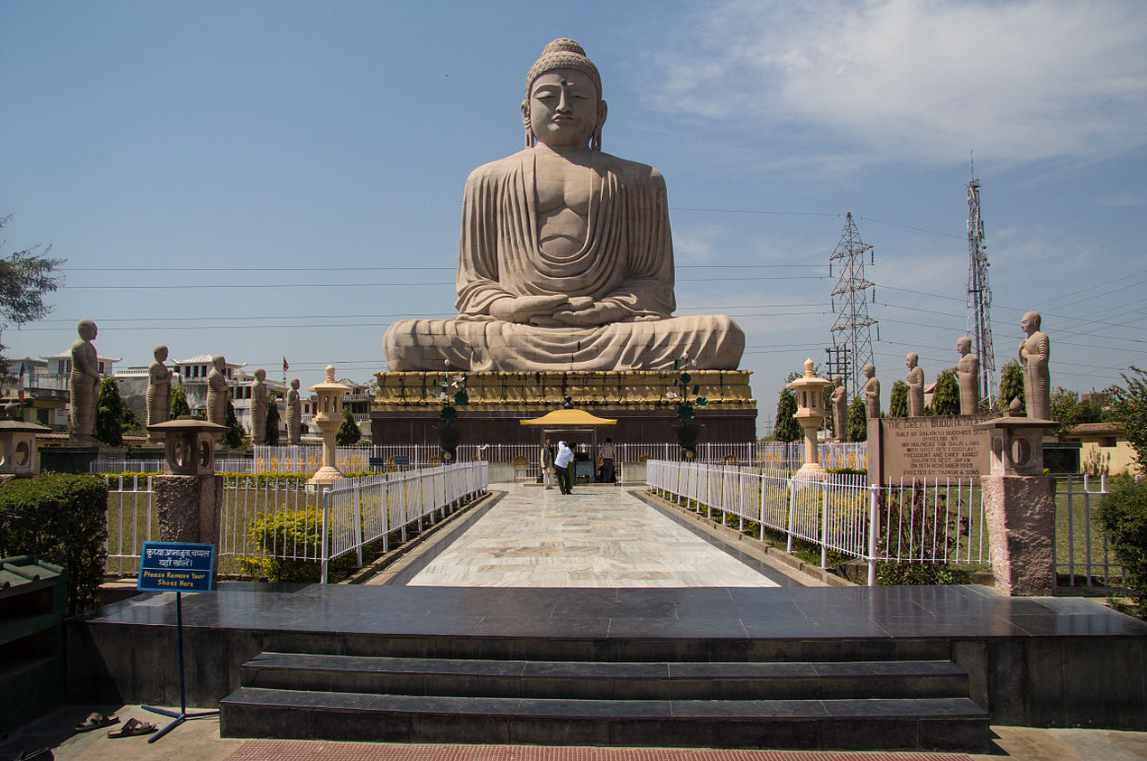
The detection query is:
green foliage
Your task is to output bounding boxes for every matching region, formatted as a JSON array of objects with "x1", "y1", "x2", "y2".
[
  {"x1": 224, "y1": 397, "x2": 244, "y2": 448},
  {"x1": 121, "y1": 405, "x2": 146, "y2": 437},
  {"x1": 930, "y1": 370, "x2": 960, "y2": 416},
  {"x1": 94, "y1": 376, "x2": 123, "y2": 446},
  {"x1": 336, "y1": 405, "x2": 361, "y2": 445},
  {"x1": 888, "y1": 380, "x2": 908, "y2": 418},
  {"x1": 265, "y1": 392, "x2": 281, "y2": 446},
  {"x1": 670, "y1": 367, "x2": 709, "y2": 424},
  {"x1": 1096, "y1": 474, "x2": 1147, "y2": 618},
  {"x1": 998, "y1": 359, "x2": 1025, "y2": 413},
  {"x1": 877, "y1": 562, "x2": 973, "y2": 585},
  {"x1": 846, "y1": 396, "x2": 868, "y2": 442},
  {"x1": 0, "y1": 474, "x2": 108, "y2": 614},
  {"x1": 773, "y1": 387, "x2": 800, "y2": 442},
  {"x1": 1108, "y1": 366, "x2": 1147, "y2": 467},
  {"x1": 238, "y1": 506, "x2": 323, "y2": 583},
  {"x1": 0, "y1": 214, "x2": 64, "y2": 368},
  {"x1": 1050, "y1": 386, "x2": 1104, "y2": 438},
  {"x1": 170, "y1": 385, "x2": 191, "y2": 419}
]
